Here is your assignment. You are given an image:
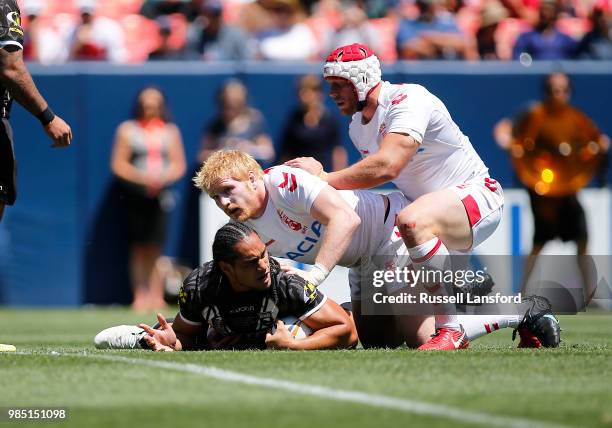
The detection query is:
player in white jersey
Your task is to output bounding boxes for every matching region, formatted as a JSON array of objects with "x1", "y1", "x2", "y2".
[
  {"x1": 93, "y1": 150, "x2": 559, "y2": 350},
  {"x1": 189, "y1": 150, "x2": 559, "y2": 349},
  {"x1": 286, "y1": 43, "x2": 506, "y2": 350}
]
